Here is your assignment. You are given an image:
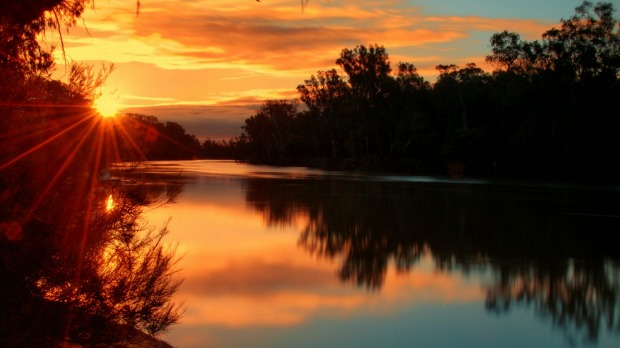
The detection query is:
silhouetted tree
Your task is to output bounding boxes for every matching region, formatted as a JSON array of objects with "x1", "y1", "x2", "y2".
[
  {"x1": 487, "y1": 31, "x2": 545, "y2": 74},
  {"x1": 1, "y1": 1, "x2": 182, "y2": 345},
  {"x1": 483, "y1": 1, "x2": 620, "y2": 179},
  {"x1": 242, "y1": 100, "x2": 298, "y2": 164},
  {"x1": 392, "y1": 62, "x2": 438, "y2": 172},
  {"x1": 336, "y1": 44, "x2": 393, "y2": 163},
  {"x1": 229, "y1": 1, "x2": 619, "y2": 179},
  {"x1": 114, "y1": 114, "x2": 203, "y2": 160},
  {"x1": 541, "y1": 1, "x2": 620, "y2": 81},
  {"x1": 202, "y1": 138, "x2": 236, "y2": 158},
  {"x1": 149, "y1": 121, "x2": 202, "y2": 160},
  {"x1": 385, "y1": 62, "x2": 431, "y2": 161},
  {"x1": 297, "y1": 69, "x2": 351, "y2": 160}
]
